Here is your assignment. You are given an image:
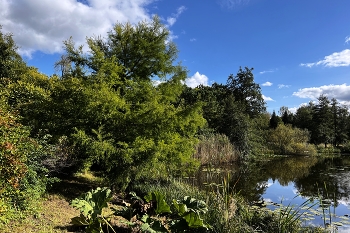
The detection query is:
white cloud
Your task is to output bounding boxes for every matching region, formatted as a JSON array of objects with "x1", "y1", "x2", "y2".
[
  {"x1": 259, "y1": 69, "x2": 277, "y2": 75},
  {"x1": 262, "y1": 95, "x2": 274, "y2": 101},
  {"x1": 166, "y1": 6, "x2": 186, "y2": 27},
  {"x1": 346, "y1": 36, "x2": 350, "y2": 44},
  {"x1": 288, "y1": 103, "x2": 308, "y2": 114},
  {"x1": 219, "y1": 0, "x2": 250, "y2": 8},
  {"x1": 186, "y1": 72, "x2": 209, "y2": 88},
  {"x1": 262, "y1": 81, "x2": 273, "y2": 87},
  {"x1": 300, "y1": 49, "x2": 350, "y2": 68},
  {"x1": 166, "y1": 17, "x2": 176, "y2": 27},
  {"x1": 278, "y1": 84, "x2": 290, "y2": 89},
  {"x1": 167, "y1": 33, "x2": 178, "y2": 42},
  {"x1": 0, "y1": 0, "x2": 156, "y2": 57},
  {"x1": 176, "y1": 6, "x2": 186, "y2": 15},
  {"x1": 190, "y1": 38, "x2": 196, "y2": 42},
  {"x1": 293, "y1": 84, "x2": 350, "y2": 106},
  {"x1": 288, "y1": 107, "x2": 298, "y2": 114}
]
